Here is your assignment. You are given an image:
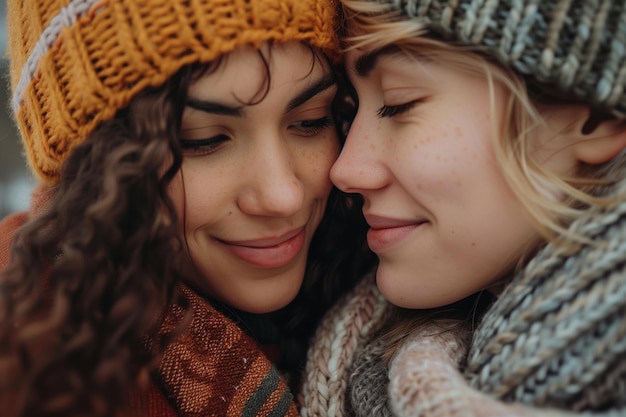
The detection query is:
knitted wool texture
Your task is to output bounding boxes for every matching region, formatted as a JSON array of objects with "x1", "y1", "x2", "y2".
[
  {"x1": 146, "y1": 285, "x2": 300, "y2": 417},
  {"x1": 349, "y1": 0, "x2": 626, "y2": 117},
  {"x1": 300, "y1": 157, "x2": 626, "y2": 416},
  {"x1": 298, "y1": 271, "x2": 393, "y2": 417},
  {"x1": 7, "y1": 0, "x2": 339, "y2": 184},
  {"x1": 300, "y1": 3, "x2": 626, "y2": 413},
  {"x1": 6, "y1": 0, "x2": 338, "y2": 414}
]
